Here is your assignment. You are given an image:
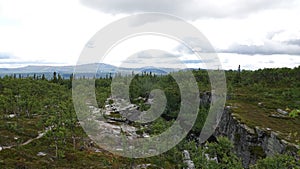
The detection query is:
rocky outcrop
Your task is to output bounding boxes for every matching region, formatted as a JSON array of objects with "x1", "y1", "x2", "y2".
[{"x1": 214, "y1": 107, "x2": 299, "y2": 168}]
